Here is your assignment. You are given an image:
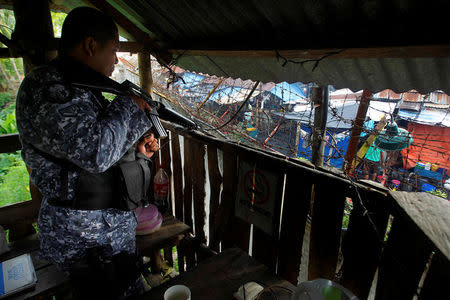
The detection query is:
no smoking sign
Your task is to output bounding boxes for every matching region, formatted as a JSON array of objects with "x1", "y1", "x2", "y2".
[{"x1": 236, "y1": 160, "x2": 279, "y2": 235}]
